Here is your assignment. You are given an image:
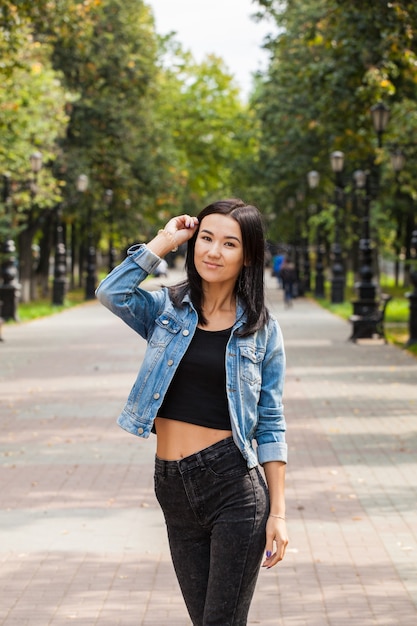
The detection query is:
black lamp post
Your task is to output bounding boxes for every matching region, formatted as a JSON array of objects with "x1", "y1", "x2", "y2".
[
  {"x1": 105, "y1": 189, "x2": 115, "y2": 272},
  {"x1": 0, "y1": 173, "x2": 20, "y2": 320},
  {"x1": 406, "y1": 229, "x2": 417, "y2": 346},
  {"x1": 25, "y1": 151, "x2": 43, "y2": 302},
  {"x1": 296, "y1": 189, "x2": 310, "y2": 294},
  {"x1": 286, "y1": 196, "x2": 299, "y2": 288},
  {"x1": 389, "y1": 149, "x2": 417, "y2": 346},
  {"x1": 390, "y1": 149, "x2": 405, "y2": 174},
  {"x1": 368, "y1": 102, "x2": 390, "y2": 200},
  {"x1": 390, "y1": 149, "x2": 406, "y2": 286},
  {"x1": 330, "y1": 150, "x2": 345, "y2": 303},
  {"x1": 75, "y1": 174, "x2": 95, "y2": 300},
  {"x1": 351, "y1": 169, "x2": 378, "y2": 318},
  {"x1": 370, "y1": 102, "x2": 390, "y2": 149},
  {"x1": 29, "y1": 151, "x2": 43, "y2": 179},
  {"x1": 52, "y1": 204, "x2": 67, "y2": 306},
  {"x1": 349, "y1": 103, "x2": 390, "y2": 339},
  {"x1": 307, "y1": 170, "x2": 325, "y2": 297},
  {"x1": 302, "y1": 217, "x2": 311, "y2": 293}
]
